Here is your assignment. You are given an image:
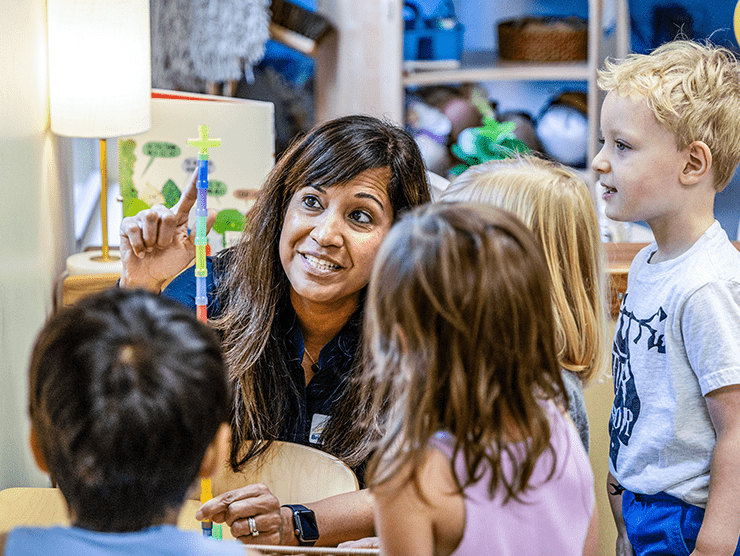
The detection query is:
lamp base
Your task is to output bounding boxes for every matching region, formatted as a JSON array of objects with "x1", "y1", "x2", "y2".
[
  {"x1": 67, "y1": 250, "x2": 123, "y2": 276},
  {"x1": 89, "y1": 253, "x2": 121, "y2": 263}
]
